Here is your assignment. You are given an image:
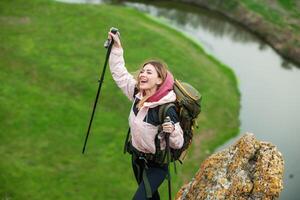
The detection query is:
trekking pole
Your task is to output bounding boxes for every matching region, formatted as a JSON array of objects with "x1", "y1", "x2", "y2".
[
  {"x1": 82, "y1": 27, "x2": 119, "y2": 154},
  {"x1": 164, "y1": 116, "x2": 172, "y2": 200}
]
